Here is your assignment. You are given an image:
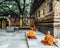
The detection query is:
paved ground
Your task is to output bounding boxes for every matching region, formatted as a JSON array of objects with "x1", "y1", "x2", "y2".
[
  {"x1": 0, "y1": 29, "x2": 60, "y2": 48},
  {"x1": 0, "y1": 29, "x2": 28, "y2": 48}
]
